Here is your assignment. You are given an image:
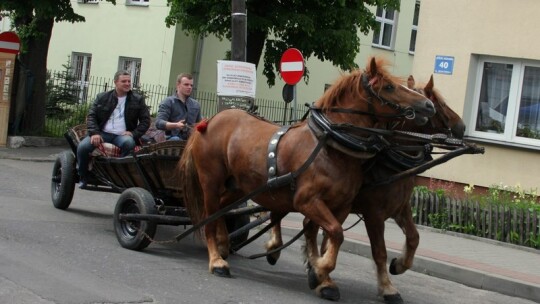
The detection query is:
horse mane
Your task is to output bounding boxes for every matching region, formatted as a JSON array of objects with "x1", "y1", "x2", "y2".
[{"x1": 316, "y1": 57, "x2": 404, "y2": 111}]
